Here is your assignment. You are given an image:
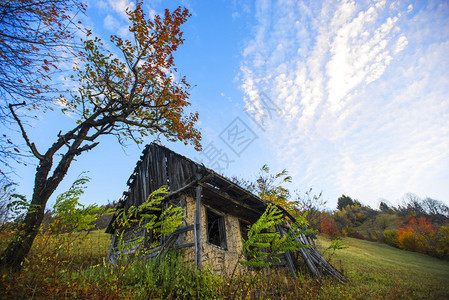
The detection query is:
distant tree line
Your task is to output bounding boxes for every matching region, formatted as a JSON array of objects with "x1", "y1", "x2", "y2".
[
  {"x1": 321, "y1": 193, "x2": 449, "y2": 259},
  {"x1": 230, "y1": 165, "x2": 449, "y2": 259}
]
